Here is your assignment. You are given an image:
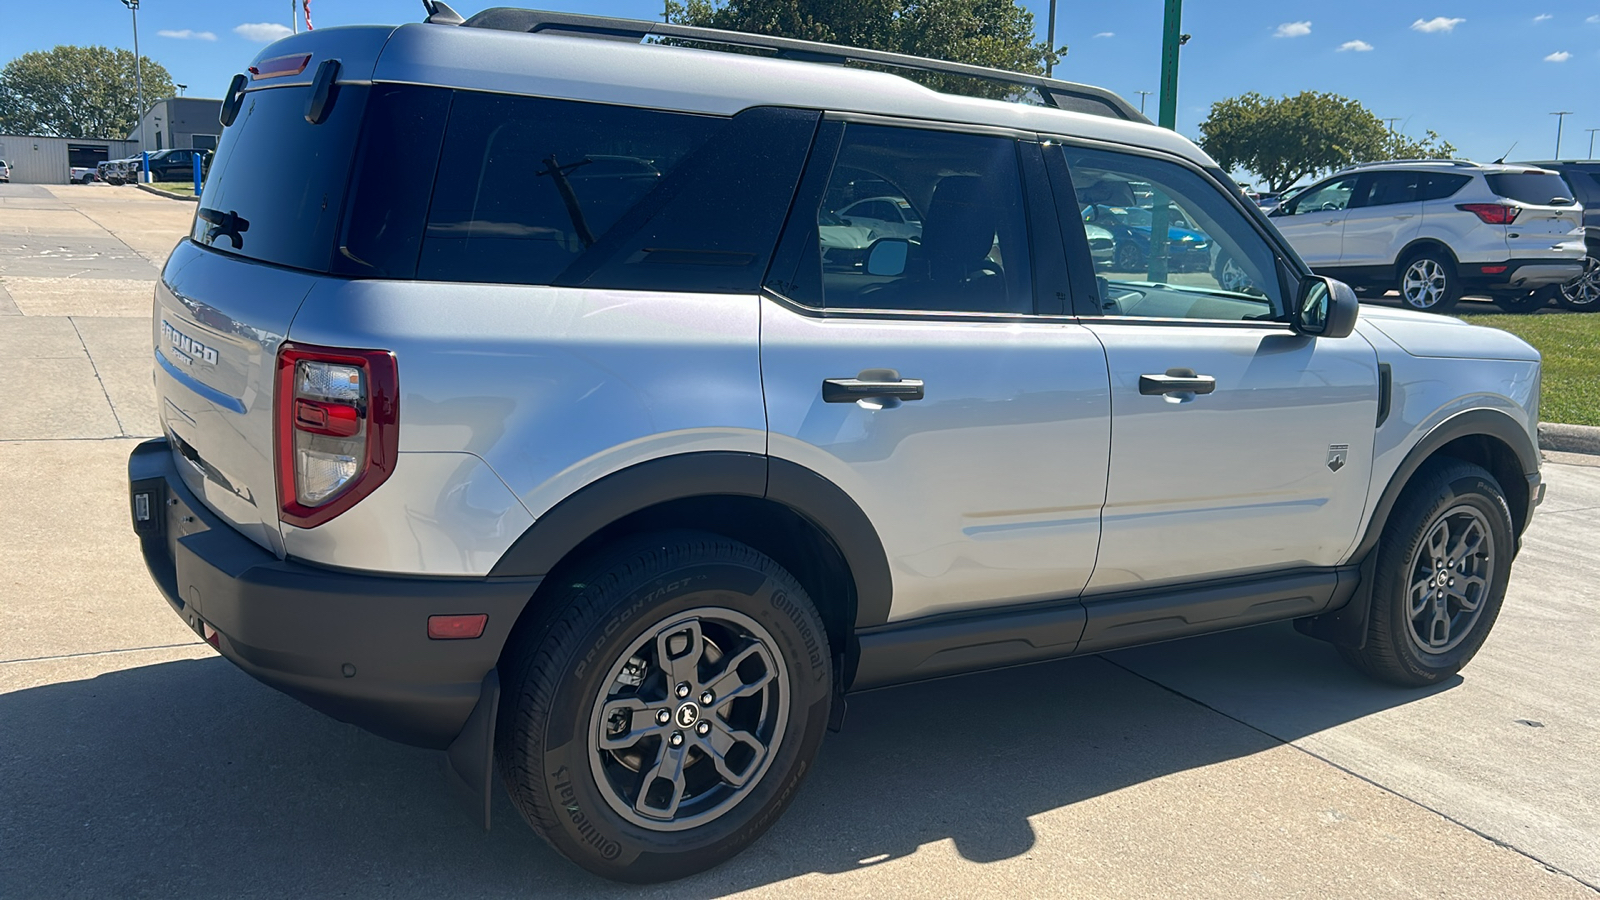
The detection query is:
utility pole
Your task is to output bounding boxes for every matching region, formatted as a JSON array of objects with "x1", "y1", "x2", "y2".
[
  {"x1": 1148, "y1": 0, "x2": 1185, "y2": 283},
  {"x1": 120, "y1": 0, "x2": 147, "y2": 182},
  {"x1": 1383, "y1": 117, "x2": 1401, "y2": 132},
  {"x1": 292, "y1": 0, "x2": 298, "y2": 33},
  {"x1": 1046, "y1": 0, "x2": 1058, "y2": 76},
  {"x1": 1587, "y1": 128, "x2": 1599, "y2": 159},
  {"x1": 1135, "y1": 90, "x2": 1153, "y2": 115},
  {"x1": 1551, "y1": 111, "x2": 1573, "y2": 159}
]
